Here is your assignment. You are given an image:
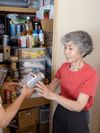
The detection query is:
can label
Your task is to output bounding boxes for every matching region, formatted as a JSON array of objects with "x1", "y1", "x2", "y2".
[
  {"x1": 16, "y1": 24, "x2": 21, "y2": 35},
  {"x1": 10, "y1": 23, "x2": 16, "y2": 37},
  {"x1": 11, "y1": 90, "x2": 17, "y2": 102},
  {"x1": 4, "y1": 89, "x2": 11, "y2": 104},
  {"x1": 3, "y1": 35, "x2": 9, "y2": 46}
]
